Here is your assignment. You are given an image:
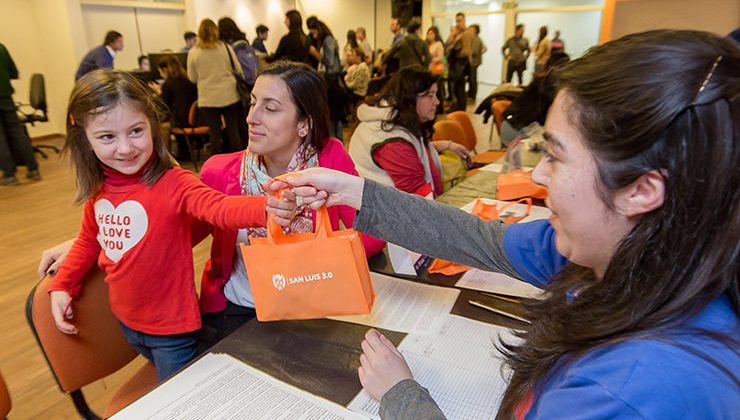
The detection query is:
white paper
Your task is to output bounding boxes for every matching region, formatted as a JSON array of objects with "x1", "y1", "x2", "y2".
[
  {"x1": 387, "y1": 242, "x2": 424, "y2": 276},
  {"x1": 456, "y1": 268, "x2": 544, "y2": 299},
  {"x1": 329, "y1": 272, "x2": 459, "y2": 334},
  {"x1": 348, "y1": 315, "x2": 519, "y2": 420},
  {"x1": 477, "y1": 162, "x2": 503, "y2": 173},
  {"x1": 112, "y1": 353, "x2": 366, "y2": 420},
  {"x1": 459, "y1": 197, "x2": 551, "y2": 224}
]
